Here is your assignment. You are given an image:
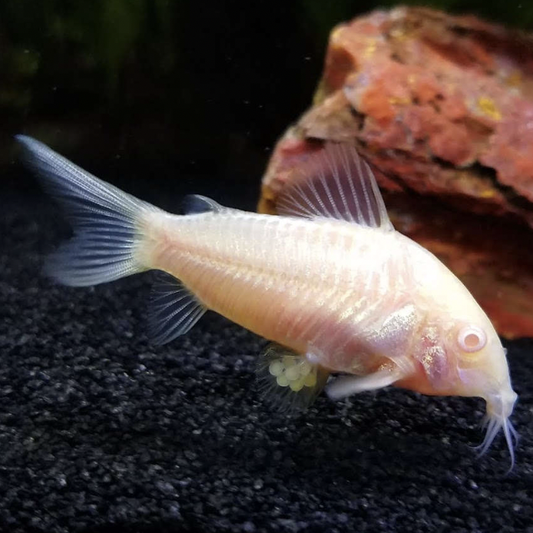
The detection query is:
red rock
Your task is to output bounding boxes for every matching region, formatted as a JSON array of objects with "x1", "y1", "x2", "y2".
[{"x1": 259, "y1": 7, "x2": 533, "y2": 338}]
